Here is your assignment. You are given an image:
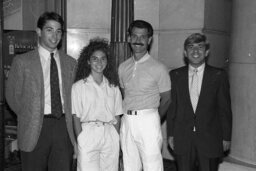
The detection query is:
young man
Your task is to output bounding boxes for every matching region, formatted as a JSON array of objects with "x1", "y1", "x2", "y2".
[
  {"x1": 167, "y1": 33, "x2": 232, "y2": 171},
  {"x1": 6, "y1": 12, "x2": 77, "y2": 171},
  {"x1": 118, "y1": 20, "x2": 171, "y2": 171}
]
